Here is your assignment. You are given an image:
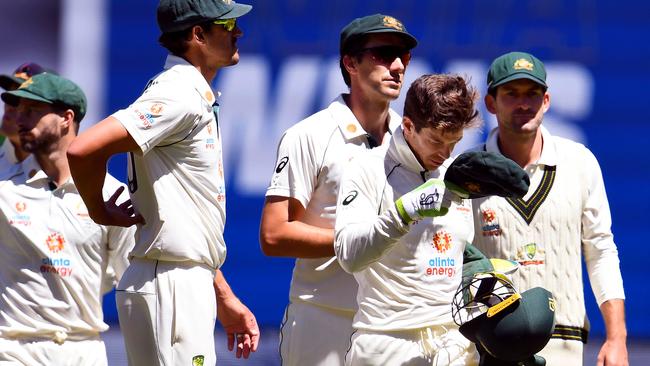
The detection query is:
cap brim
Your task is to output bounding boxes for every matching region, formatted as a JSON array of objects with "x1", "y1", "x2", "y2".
[
  {"x1": 490, "y1": 73, "x2": 547, "y2": 89},
  {"x1": 0, "y1": 75, "x2": 23, "y2": 91},
  {"x1": 364, "y1": 29, "x2": 418, "y2": 49},
  {"x1": 1, "y1": 89, "x2": 53, "y2": 107},
  {"x1": 219, "y1": 3, "x2": 252, "y2": 19}
]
